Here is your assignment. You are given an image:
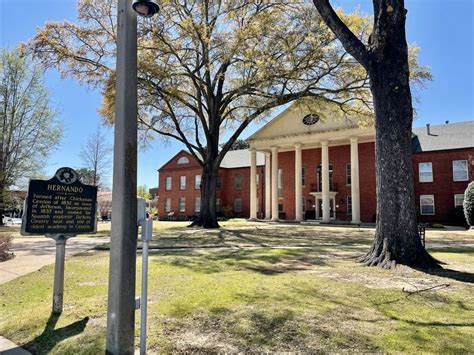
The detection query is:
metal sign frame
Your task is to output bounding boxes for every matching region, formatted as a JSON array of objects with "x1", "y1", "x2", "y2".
[
  {"x1": 21, "y1": 167, "x2": 98, "y2": 236},
  {"x1": 20, "y1": 167, "x2": 98, "y2": 314}
]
